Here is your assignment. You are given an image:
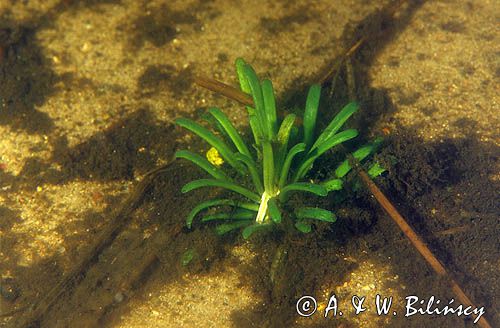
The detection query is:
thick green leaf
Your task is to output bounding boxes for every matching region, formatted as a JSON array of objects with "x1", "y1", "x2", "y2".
[
  {"x1": 236, "y1": 60, "x2": 265, "y2": 145},
  {"x1": 249, "y1": 114, "x2": 263, "y2": 146},
  {"x1": 278, "y1": 143, "x2": 306, "y2": 188},
  {"x1": 262, "y1": 79, "x2": 278, "y2": 138},
  {"x1": 295, "y1": 207, "x2": 336, "y2": 222},
  {"x1": 243, "y1": 64, "x2": 273, "y2": 141},
  {"x1": 234, "y1": 153, "x2": 263, "y2": 194},
  {"x1": 295, "y1": 221, "x2": 312, "y2": 233},
  {"x1": 312, "y1": 102, "x2": 358, "y2": 151},
  {"x1": 215, "y1": 221, "x2": 251, "y2": 235},
  {"x1": 202, "y1": 209, "x2": 255, "y2": 222},
  {"x1": 315, "y1": 129, "x2": 358, "y2": 156},
  {"x1": 235, "y1": 58, "x2": 251, "y2": 93},
  {"x1": 181, "y1": 249, "x2": 196, "y2": 266},
  {"x1": 303, "y1": 84, "x2": 321, "y2": 149},
  {"x1": 280, "y1": 182, "x2": 327, "y2": 201},
  {"x1": 268, "y1": 198, "x2": 281, "y2": 223},
  {"x1": 322, "y1": 178, "x2": 343, "y2": 191},
  {"x1": 186, "y1": 198, "x2": 258, "y2": 228},
  {"x1": 275, "y1": 113, "x2": 296, "y2": 174},
  {"x1": 294, "y1": 129, "x2": 358, "y2": 181},
  {"x1": 335, "y1": 138, "x2": 383, "y2": 178},
  {"x1": 290, "y1": 126, "x2": 299, "y2": 145},
  {"x1": 262, "y1": 141, "x2": 276, "y2": 193},
  {"x1": 181, "y1": 179, "x2": 260, "y2": 203},
  {"x1": 175, "y1": 150, "x2": 229, "y2": 181},
  {"x1": 335, "y1": 144, "x2": 372, "y2": 178},
  {"x1": 208, "y1": 107, "x2": 252, "y2": 158},
  {"x1": 367, "y1": 162, "x2": 386, "y2": 178},
  {"x1": 202, "y1": 111, "x2": 231, "y2": 142},
  {"x1": 242, "y1": 223, "x2": 272, "y2": 239},
  {"x1": 175, "y1": 118, "x2": 243, "y2": 172}
]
